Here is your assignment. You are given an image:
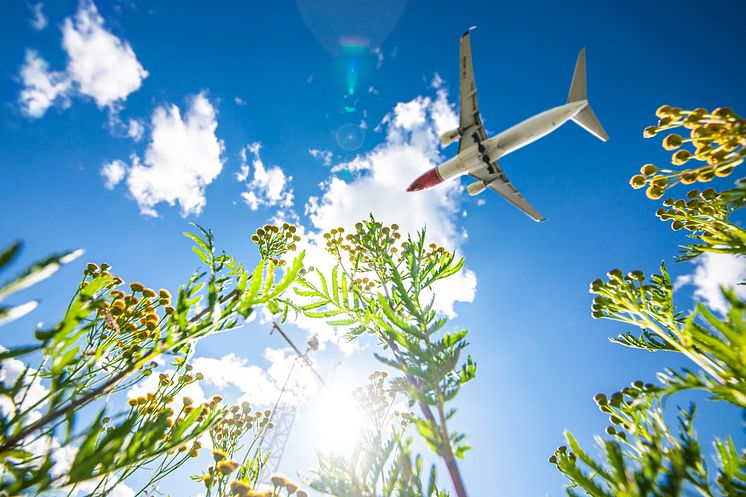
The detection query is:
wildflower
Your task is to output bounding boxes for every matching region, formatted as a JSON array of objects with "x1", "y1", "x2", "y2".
[
  {"x1": 217, "y1": 459, "x2": 239, "y2": 475},
  {"x1": 230, "y1": 480, "x2": 253, "y2": 497},
  {"x1": 629, "y1": 175, "x2": 646, "y2": 189},
  {"x1": 662, "y1": 134, "x2": 683, "y2": 150},
  {"x1": 651, "y1": 176, "x2": 667, "y2": 188},
  {"x1": 643, "y1": 126, "x2": 658, "y2": 138},
  {"x1": 655, "y1": 105, "x2": 672, "y2": 118},
  {"x1": 640, "y1": 164, "x2": 657, "y2": 176},
  {"x1": 715, "y1": 164, "x2": 734, "y2": 177},
  {"x1": 130, "y1": 282, "x2": 145, "y2": 293},
  {"x1": 270, "y1": 473, "x2": 288, "y2": 487},
  {"x1": 680, "y1": 170, "x2": 698, "y2": 184},
  {"x1": 285, "y1": 481, "x2": 299, "y2": 493},
  {"x1": 164, "y1": 306, "x2": 176, "y2": 315},
  {"x1": 646, "y1": 186, "x2": 664, "y2": 200},
  {"x1": 296, "y1": 491, "x2": 309, "y2": 497},
  {"x1": 697, "y1": 168, "x2": 715, "y2": 182},
  {"x1": 142, "y1": 288, "x2": 157, "y2": 299},
  {"x1": 671, "y1": 149, "x2": 691, "y2": 165}
]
